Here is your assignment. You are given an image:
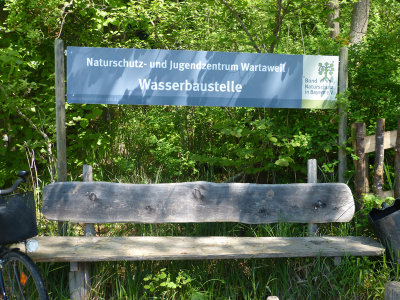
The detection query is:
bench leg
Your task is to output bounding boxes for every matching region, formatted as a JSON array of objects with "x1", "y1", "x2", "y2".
[
  {"x1": 307, "y1": 159, "x2": 318, "y2": 237},
  {"x1": 69, "y1": 262, "x2": 91, "y2": 300},
  {"x1": 69, "y1": 166, "x2": 93, "y2": 300},
  {"x1": 333, "y1": 257, "x2": 342, "y2": 265},
  {"x1": 385, "y1": 281, "x2": 400, "y2": 300}
]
